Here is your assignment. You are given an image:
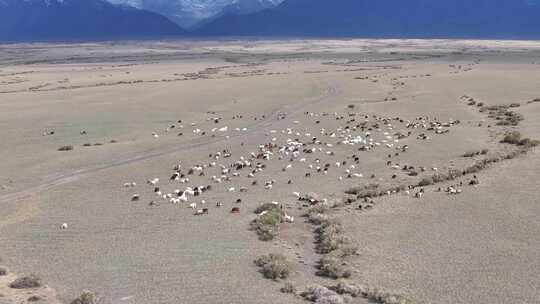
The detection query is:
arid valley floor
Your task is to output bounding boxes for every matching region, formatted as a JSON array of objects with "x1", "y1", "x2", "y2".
[{"x1": 0, "y1": 39, "x2": 539, "y2": 304}]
